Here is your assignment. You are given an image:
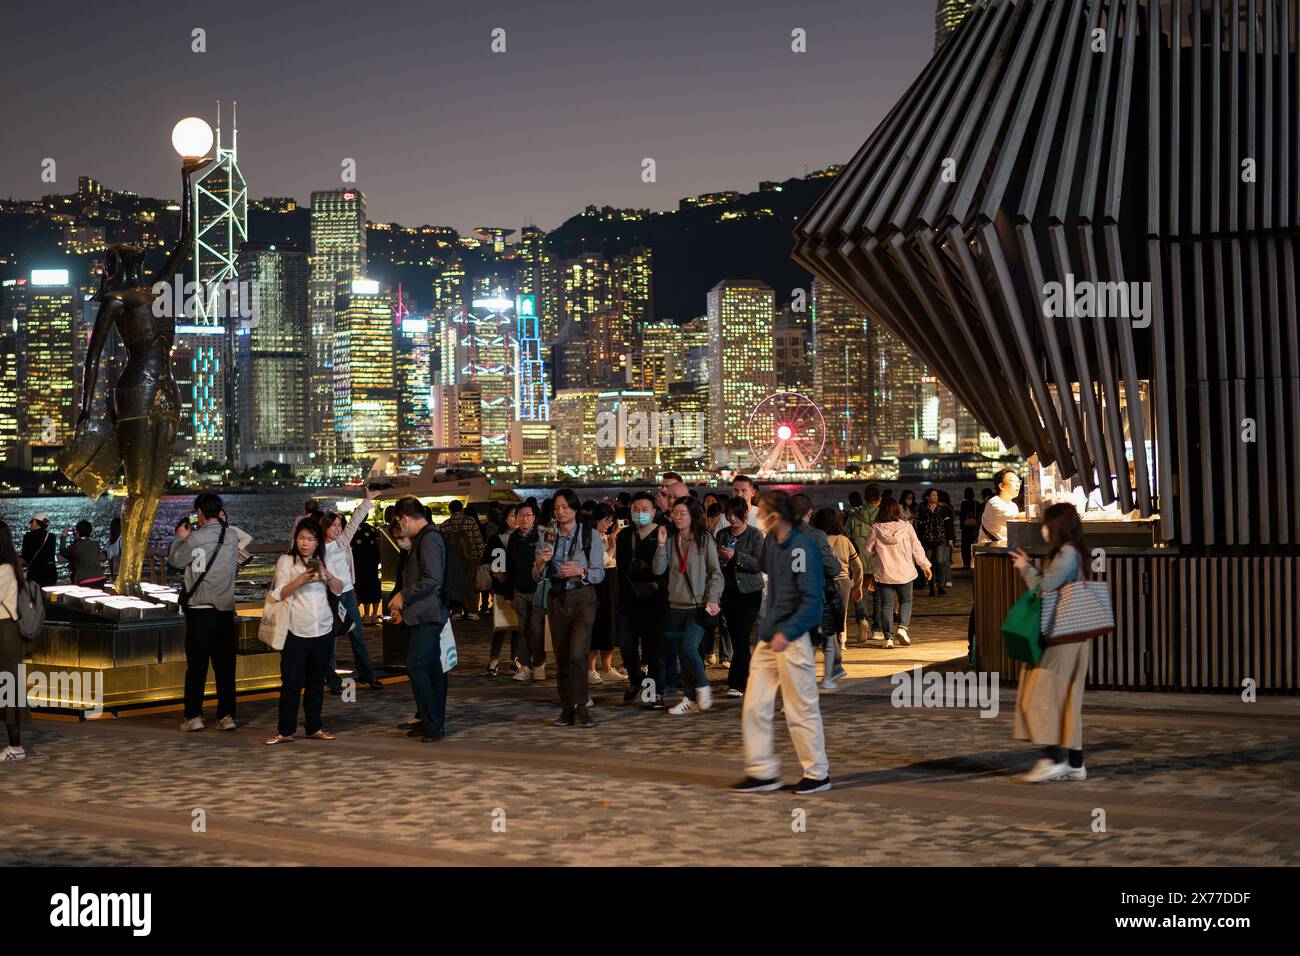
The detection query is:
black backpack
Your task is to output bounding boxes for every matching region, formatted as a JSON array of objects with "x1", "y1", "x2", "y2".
[{"x1": 433, "y1": 527, "x2": 470, "y2": 608}]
